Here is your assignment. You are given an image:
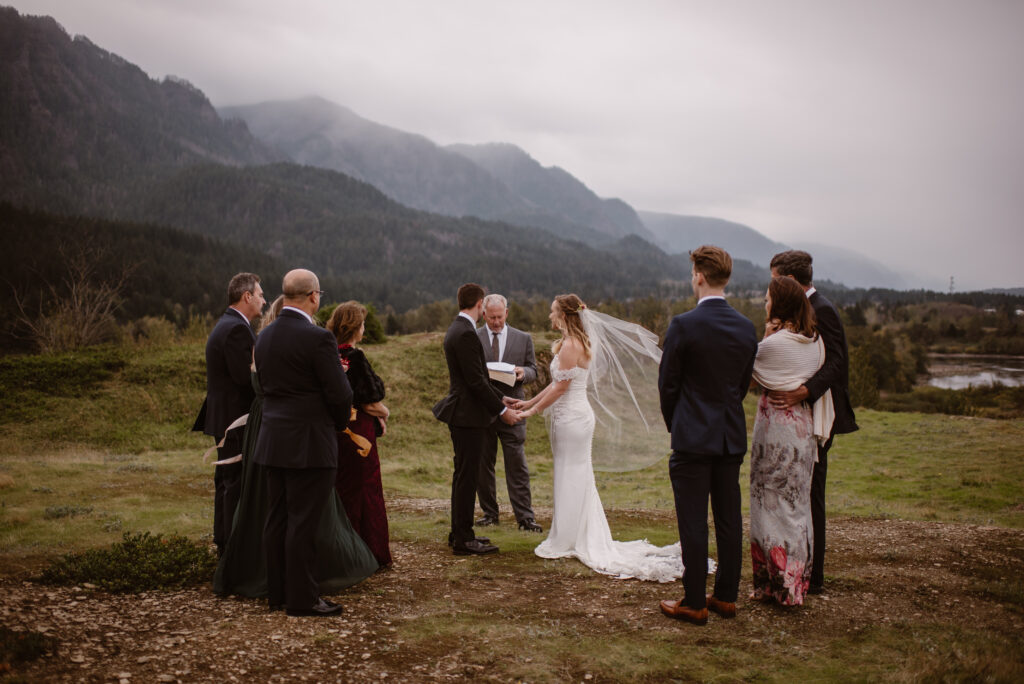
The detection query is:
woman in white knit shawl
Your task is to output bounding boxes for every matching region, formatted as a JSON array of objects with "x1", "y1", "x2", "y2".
[{"x1": 750, "y1": 276, "x2": 834, "y2": 606}]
